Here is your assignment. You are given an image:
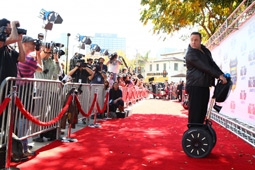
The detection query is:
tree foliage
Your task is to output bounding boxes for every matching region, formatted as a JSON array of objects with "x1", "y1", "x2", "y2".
[{"x1": 140, "y1": 0, "x2": 243, "y2": 41}]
